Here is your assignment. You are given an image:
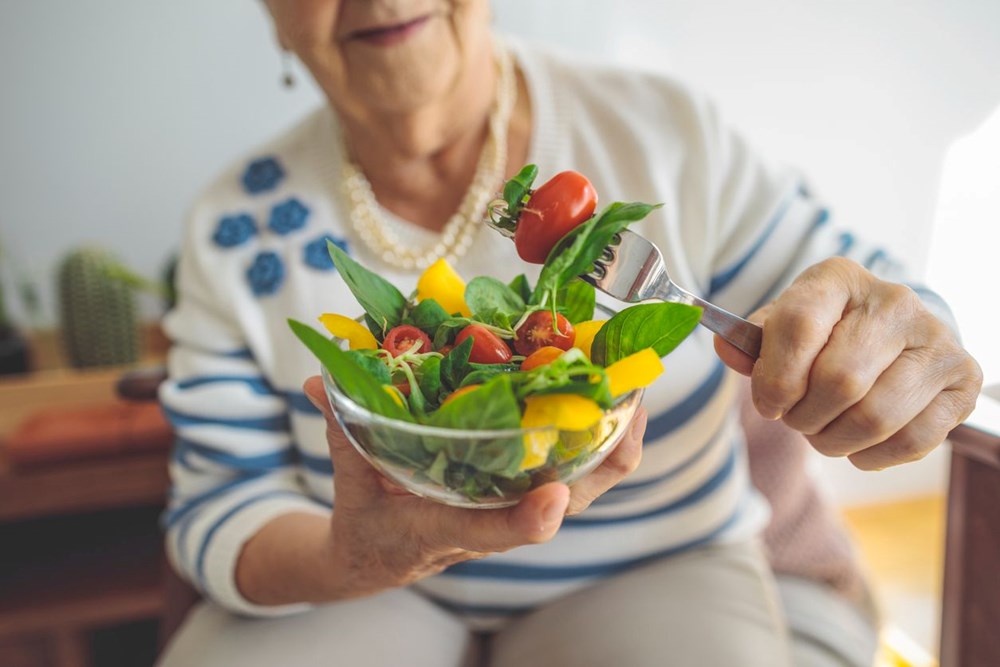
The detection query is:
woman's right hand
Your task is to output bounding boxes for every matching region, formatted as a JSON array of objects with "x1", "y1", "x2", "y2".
[{"x1": 302, "y1": 375, "x2": 647, "y2": 600}]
